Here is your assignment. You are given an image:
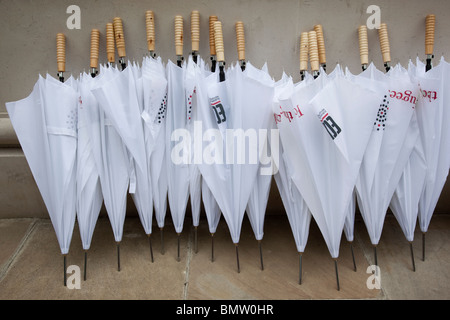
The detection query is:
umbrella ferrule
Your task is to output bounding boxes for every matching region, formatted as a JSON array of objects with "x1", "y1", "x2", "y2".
[
  {"x1": 320, "y1": 63, "x2": 327, "y2": 72},
  {"x1": 149, "y1": 50, "x2": 156, "y2": 58},
  {"x1": 313, "y1": 70, "x2": 320, "y2": 79},
  {"x1": 384, "y1": 62, "x2": 391, "y2": 72},
  {"x1": 362, "y1": 63, "x2": 368, "y2": 71}
]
